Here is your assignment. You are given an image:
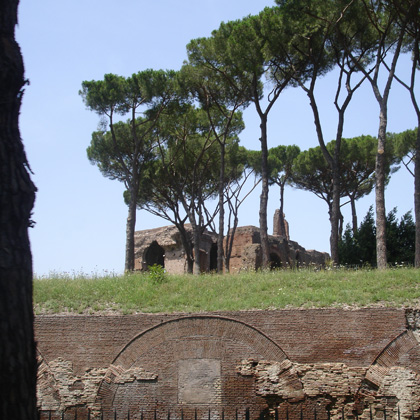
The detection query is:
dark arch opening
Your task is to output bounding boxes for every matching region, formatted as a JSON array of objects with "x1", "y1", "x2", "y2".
[
  {"x1": 270, "y1": 253, "x2": 282, "y2": 270},
  {"x1": 295, "y1": 250, "x2": 301, "y2": 268},
  {"x1": 209, "y1": 243, "x2": 218, "y2": 271},
  {"x1": 144, "y1": 241, "x2": 165, "y2": 269}
]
